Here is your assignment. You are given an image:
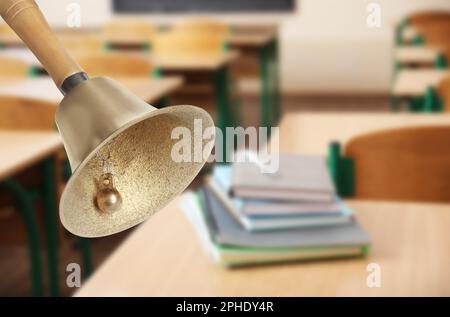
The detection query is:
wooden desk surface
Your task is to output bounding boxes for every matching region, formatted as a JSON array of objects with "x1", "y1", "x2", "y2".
[
  {"x1": 277, "y1": 112, "x2": 450, "y2": 155},
  {"x1": 0, "y1": 34, "x2": 23, "y2": 47},
  {"x1": 228, "y1": 31, "x2": 276, "y2": 47},
  {"x1": 395, "y1": 46, "x2": 441, "y2": 65},
  {"x1": 0, "y1": 47, "x2": 239, "y2": 72},
  {"x1": 100, "y1": 30, "x2": 275, "y2": 48},
  {"x1": 154, "y1": 50, "x2": 239, "y2": 71},
  {"x1": 0, "y1": 131, "x2": 62, "y2": 180},
  {"x1": 392, "y1": 69, "x2": 450, "y2": 97},
  {"x1": 75, "y1": 197, "x2": 450, "y2": 296},
  {"x1": 0, "y1": 48, "x2": 40, "y2": 65},
  {"x1": 0, "y1": 76, "x2": 183, "y2": 105},
  {"x1": 76, "y1": 112, "x2": 450, "y2": 296}
]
